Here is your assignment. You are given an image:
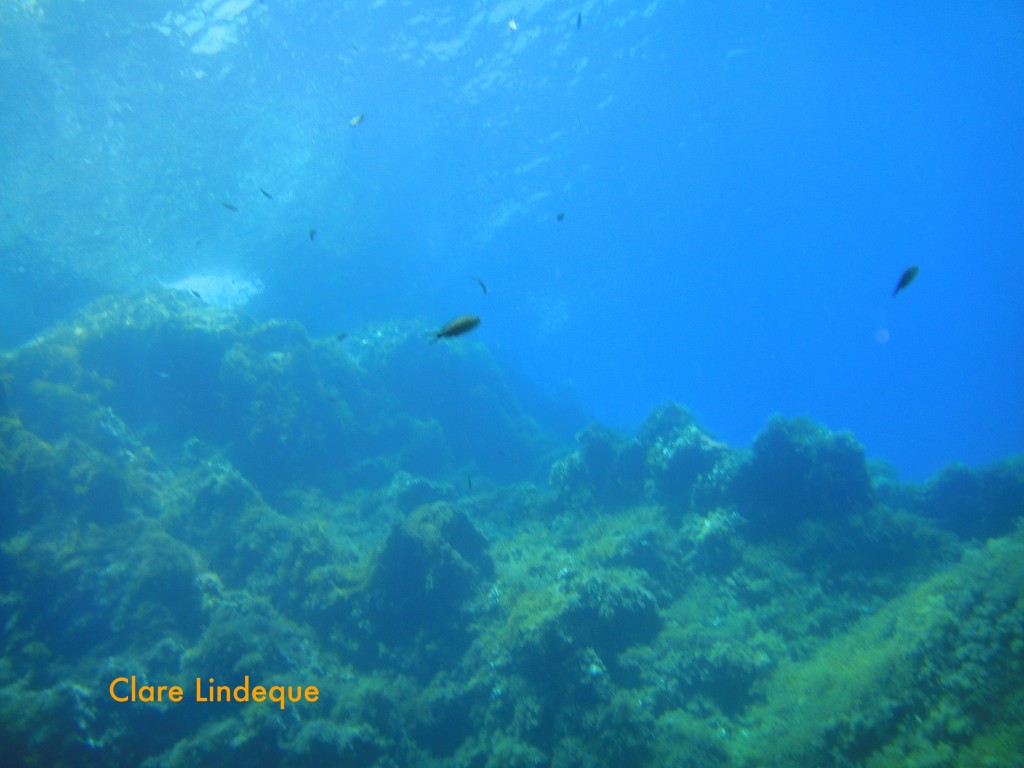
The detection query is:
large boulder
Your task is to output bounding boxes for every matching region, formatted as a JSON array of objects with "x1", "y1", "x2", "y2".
[
  {"x1": 361, "y1": 504, "x2": 493, "y2": 648},
  {"x1": 729, "y1": 416, "x2": 873, "y2": 535},
  {"x1": 920, "y1": 458, "x2": 1024, "y2": 540}
]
